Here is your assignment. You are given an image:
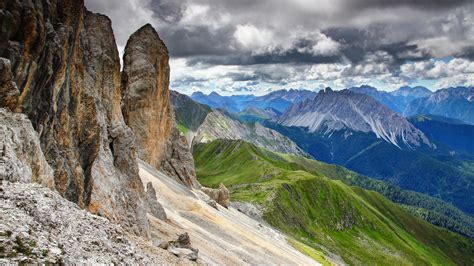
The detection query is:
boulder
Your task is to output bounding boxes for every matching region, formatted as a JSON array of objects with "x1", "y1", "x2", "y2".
[
  {"x1": 202, "y1": 183, "x2": 230, "y2": 208},
  {"x1": 165, "y1": 233, "x2": 198, "y2": 261}
]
